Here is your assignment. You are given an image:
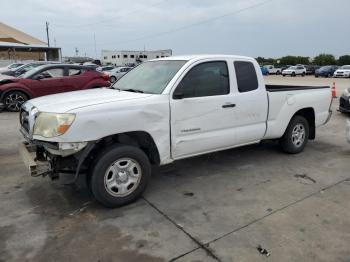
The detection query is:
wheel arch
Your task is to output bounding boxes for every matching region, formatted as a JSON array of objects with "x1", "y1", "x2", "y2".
[
  {"x1": 291, "y1": 107, "x2": 316, "y2": 139},
  {"x1": 1, "y1": 87, "x2": 32, "y2": 100},
  {"x1": 85, "y1": 131, "x2": 161, "y2": 168}
]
